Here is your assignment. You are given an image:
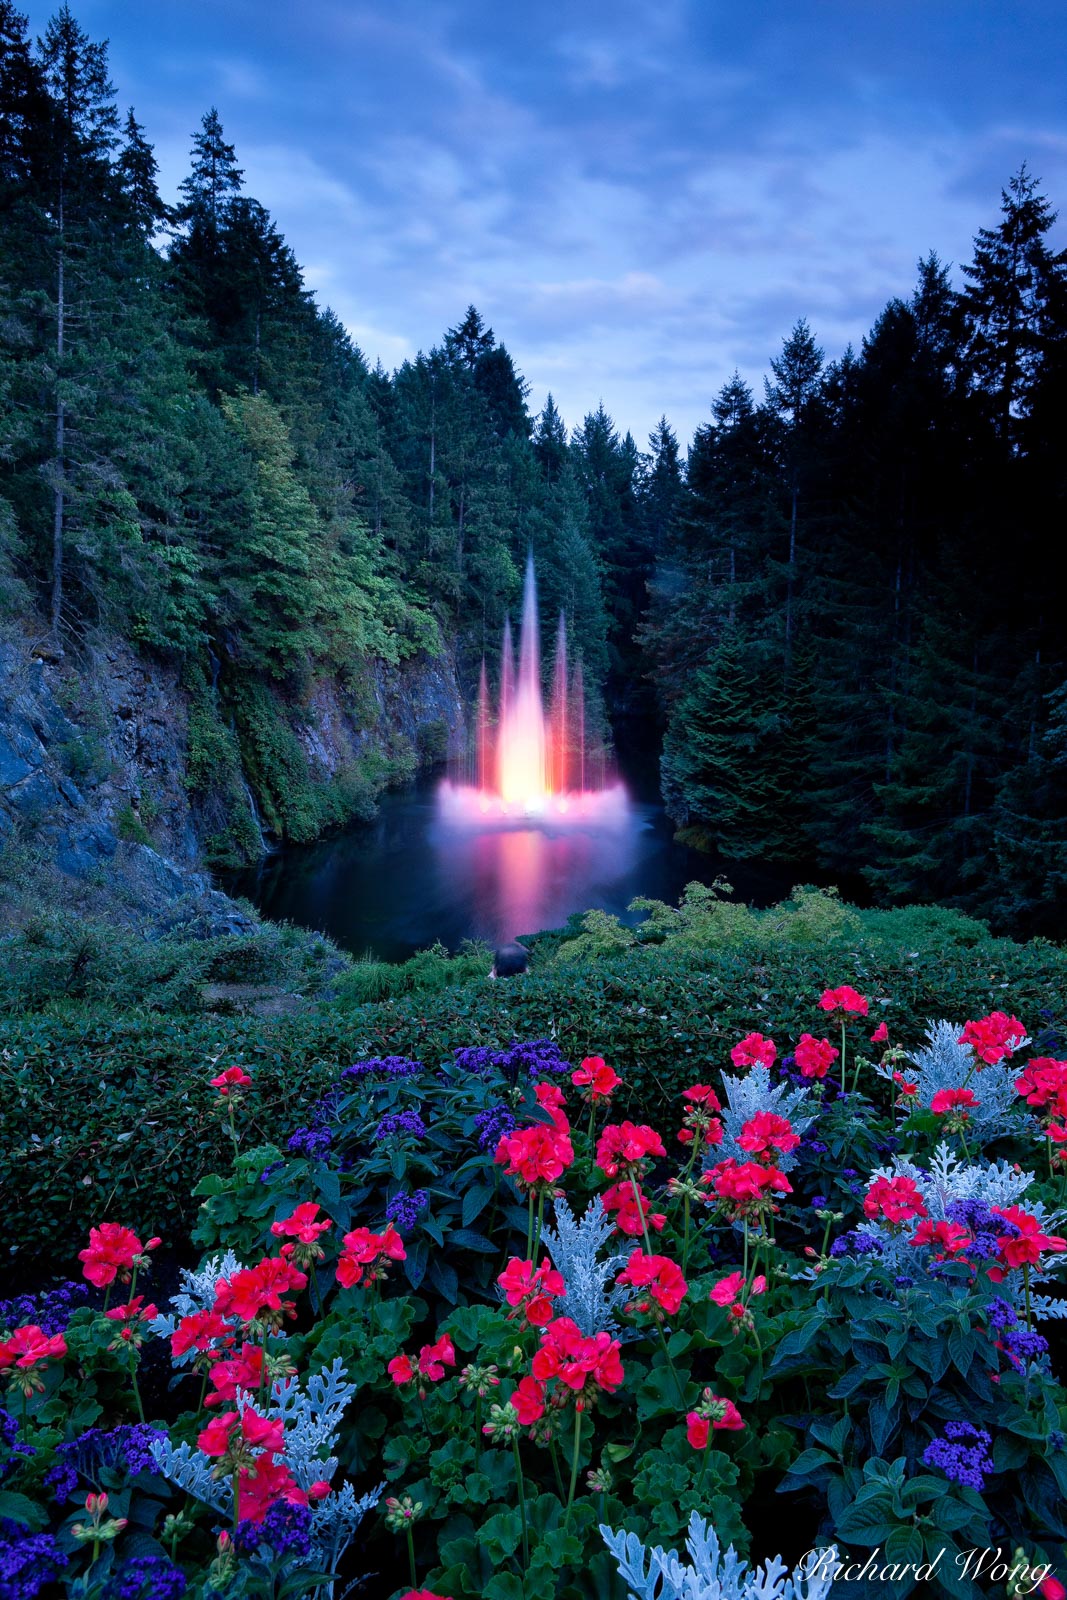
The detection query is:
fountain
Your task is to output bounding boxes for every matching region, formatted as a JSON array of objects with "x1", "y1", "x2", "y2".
[{"x1": 437, "y1": 553, "x2": 629, "y2": 827}]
